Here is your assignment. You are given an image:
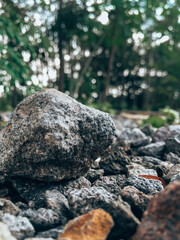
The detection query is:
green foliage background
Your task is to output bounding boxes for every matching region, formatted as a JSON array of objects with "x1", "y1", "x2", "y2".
[{"x1": 0, "y1": 0, "x2": 180, "y2": 112}]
